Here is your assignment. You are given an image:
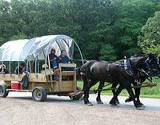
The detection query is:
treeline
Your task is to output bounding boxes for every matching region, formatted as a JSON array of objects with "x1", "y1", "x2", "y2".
[{"x1": 0, "y1": 0, "x2": 160, "y2": 60}]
